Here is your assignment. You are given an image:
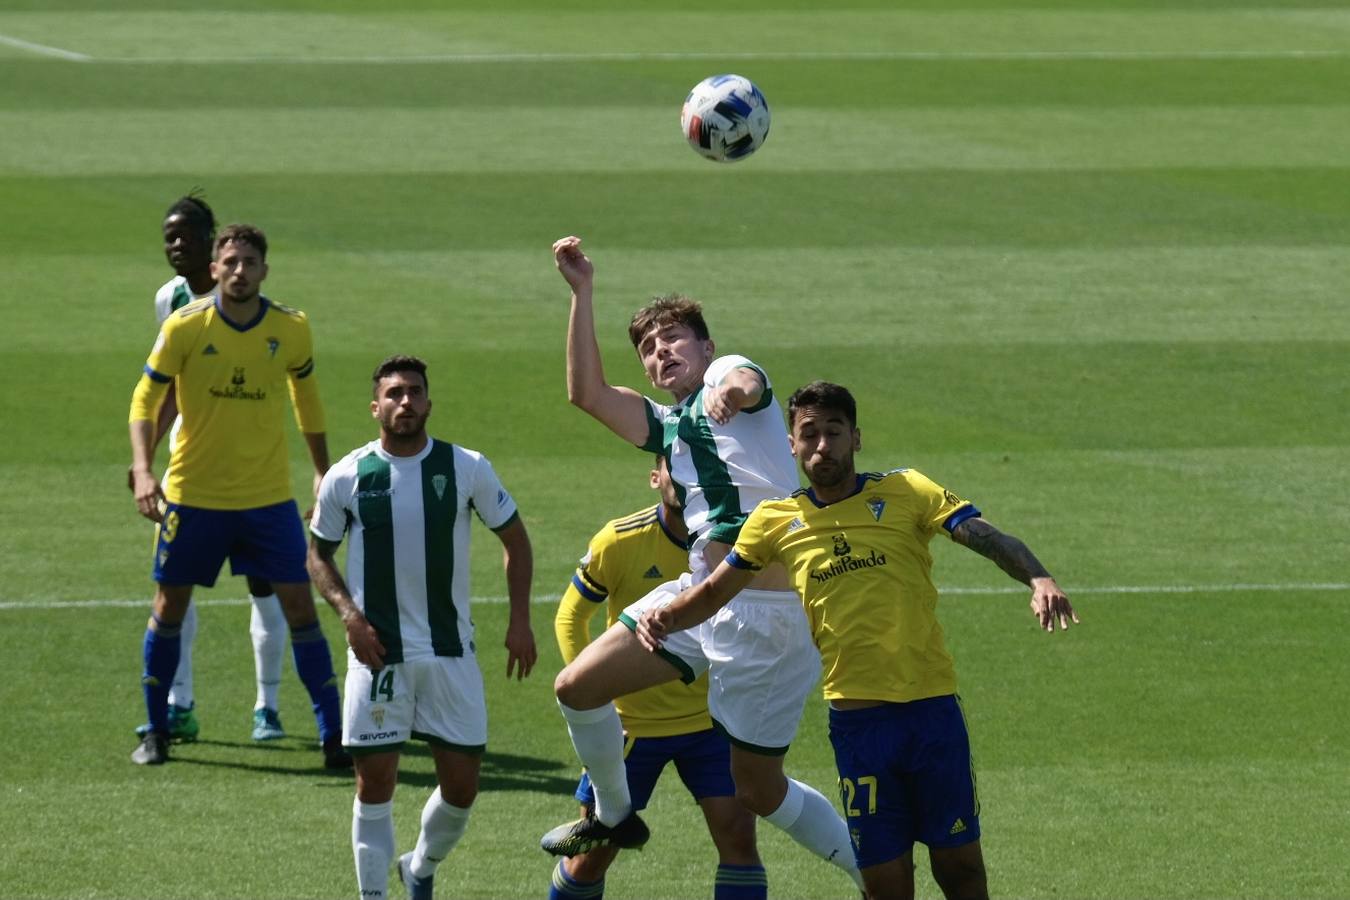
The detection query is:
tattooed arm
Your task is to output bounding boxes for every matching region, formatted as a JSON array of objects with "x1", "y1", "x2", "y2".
[
  {"x1": 306, "y1": 535, "x2": 386, "y2": 666},
  {"x1": 951, "y1": 517, "x2": 1078, "y2": 632}
]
